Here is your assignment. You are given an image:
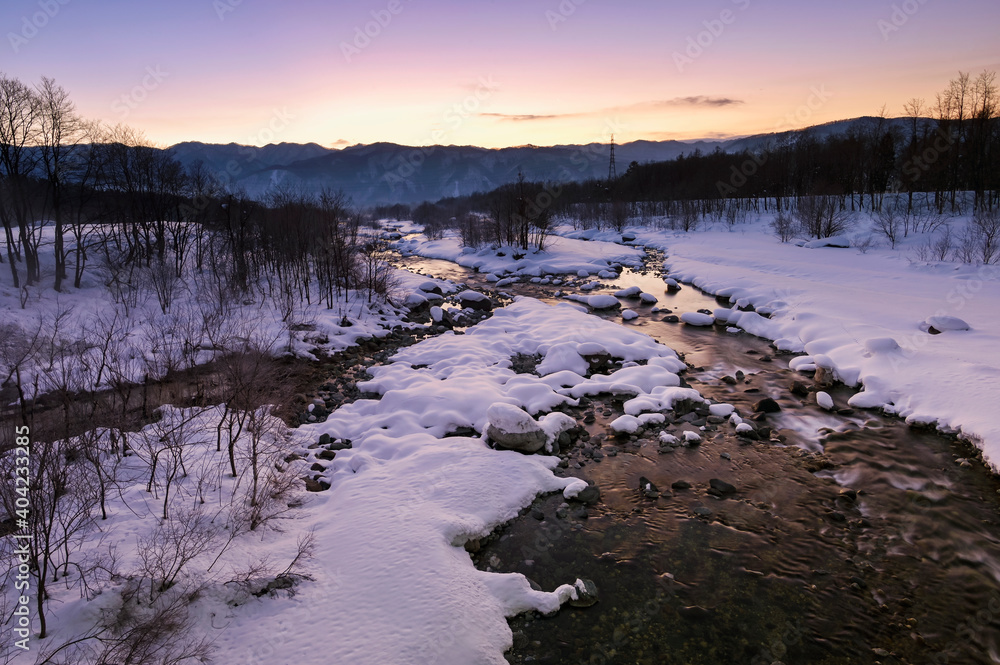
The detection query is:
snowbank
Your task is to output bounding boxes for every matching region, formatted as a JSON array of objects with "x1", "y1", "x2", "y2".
[
  {"x1": 564, "y1": 221, "x2": 1000, "y2": 469},
  {"x1": 394, "y1": 232, "x2": 643, "y2": 277}
]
